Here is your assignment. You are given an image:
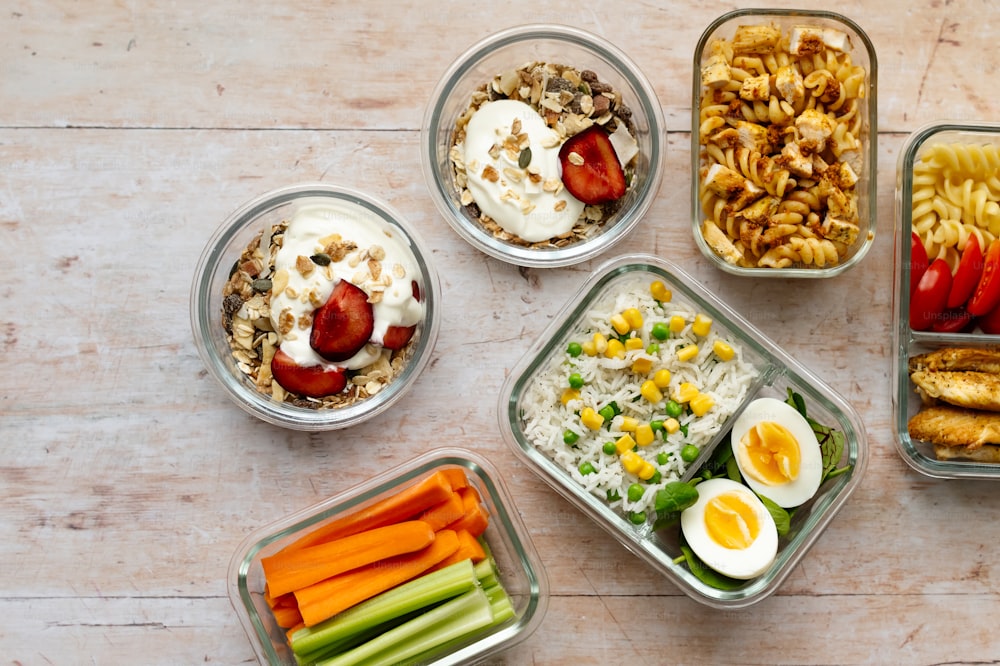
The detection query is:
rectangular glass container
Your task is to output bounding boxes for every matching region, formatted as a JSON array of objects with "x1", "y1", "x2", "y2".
[
  {"x1": 691, "y1": 9, "x2": 878, "y2": 277},
  {"x1": 499, "y1": 254, "x2": 867, "y2": 608},
  {"x1": 892, "y1": 122, "x2": 1000, "y2": 479},
  {"x1": 228, "y1": 448, "x2": 548, "y2": 664}
]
